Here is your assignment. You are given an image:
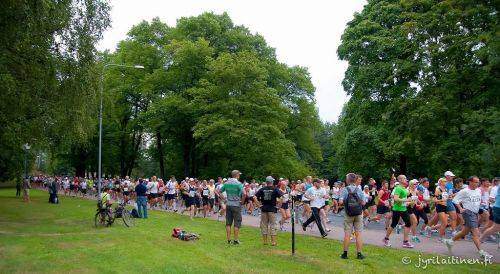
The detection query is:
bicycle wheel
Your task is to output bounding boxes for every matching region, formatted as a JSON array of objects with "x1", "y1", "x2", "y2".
[
  {"x1": 122, "y1": 209, "x2": 134, "y2": 227},
  {"x1": 94, "y1": 211, "x2": 106, "y2": 228}
]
